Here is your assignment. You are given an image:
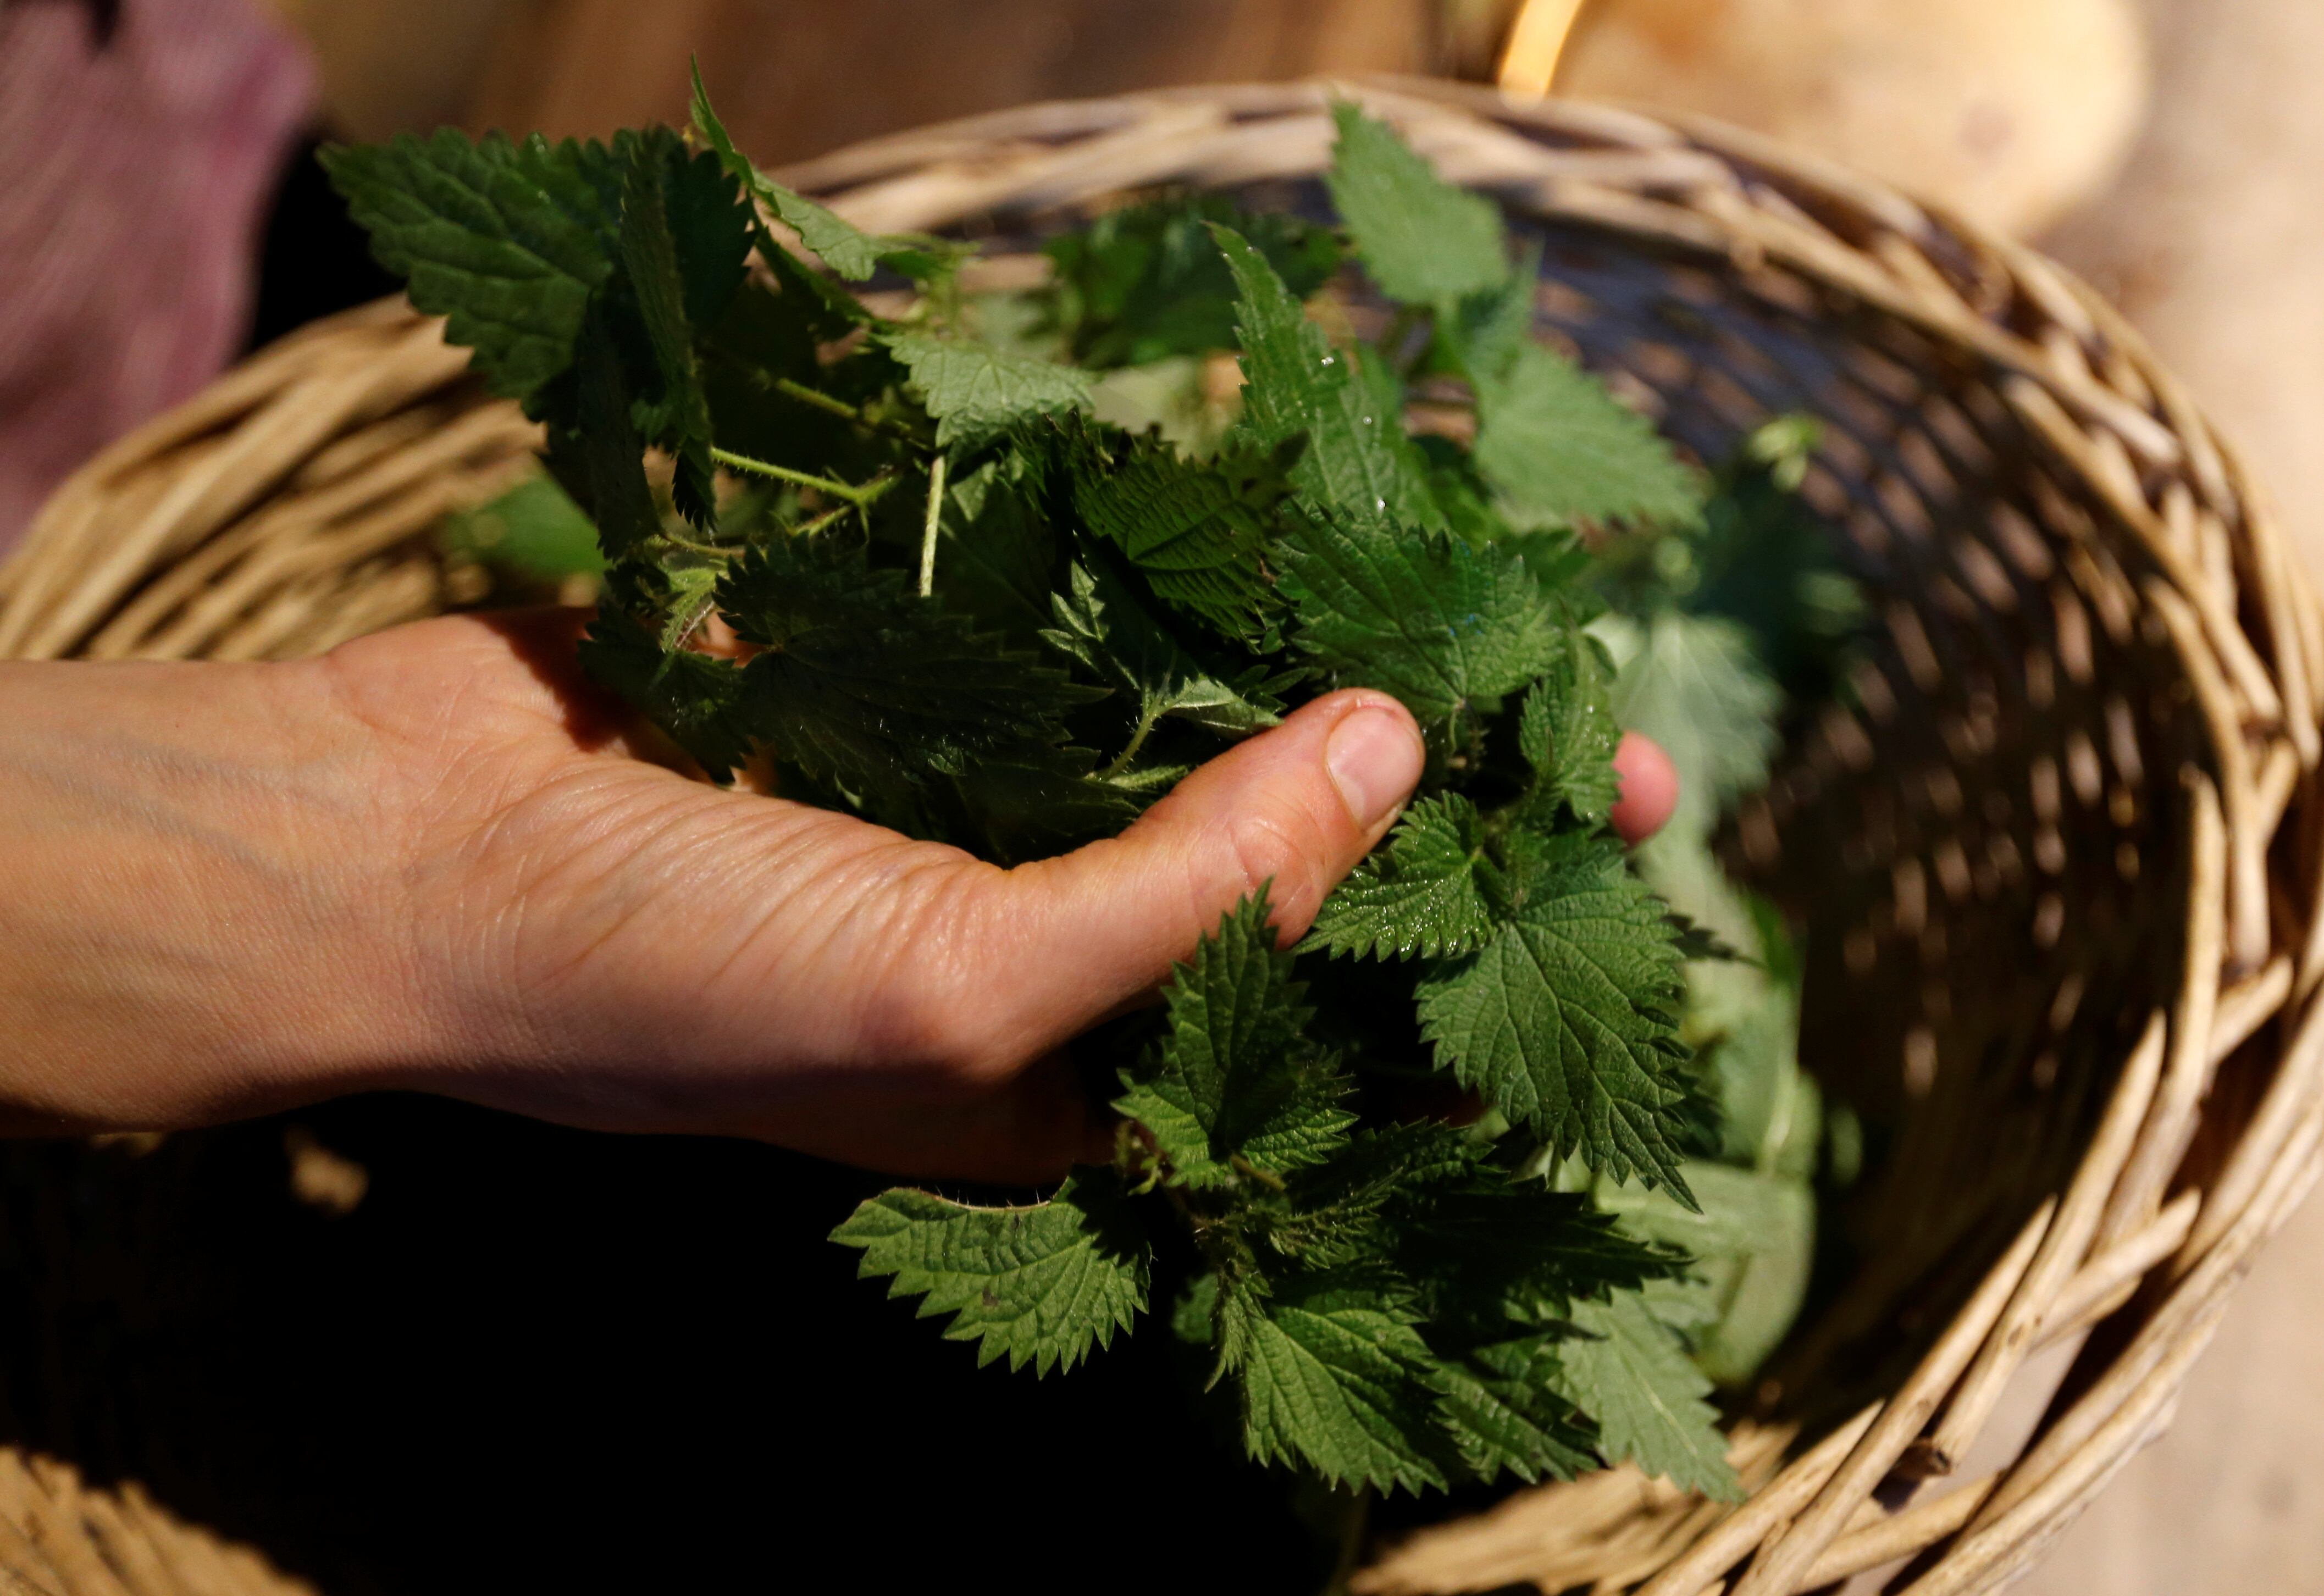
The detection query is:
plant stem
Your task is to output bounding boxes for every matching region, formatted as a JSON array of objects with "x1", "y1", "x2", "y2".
[
  {"x1": 657, "y1": 527, "x2": 743, "y2": 558},
  {"x1": 710, "y1": 446, "x2": 881, "y2": 505},
  {"x1": 1101, "y1": 705, "x2": 1161, "y2": 778},
  {"x1": 772, "y1": 377, "x2": 927, "y2": 447},
  {"x1": 789, "y1": 502, "x2": 852, "y2": 539},
  {"x1": 772, "y1": 376, "x2": 861, "y2": 422},
  {"x1": 917, "y1": 454, "x2": 948, "y2": 598}
]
